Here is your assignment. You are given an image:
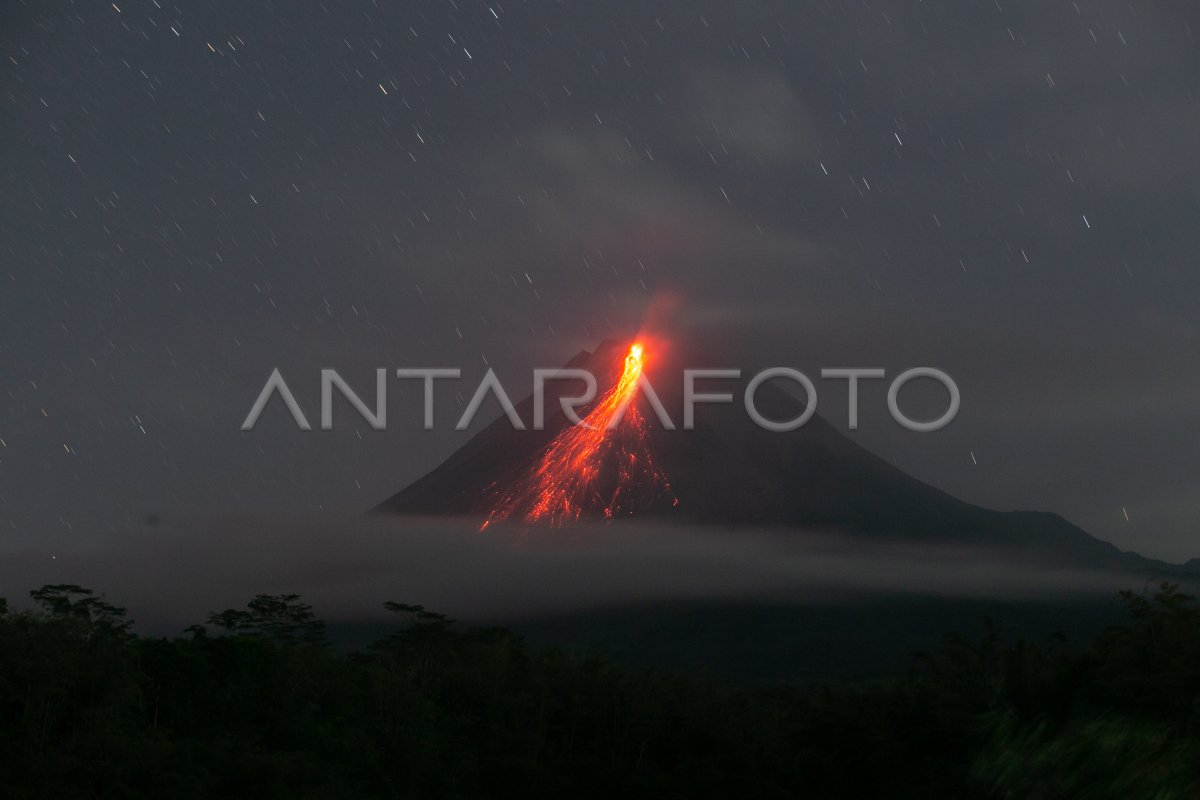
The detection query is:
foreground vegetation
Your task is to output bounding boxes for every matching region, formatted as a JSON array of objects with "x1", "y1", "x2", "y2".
[{"x1": 1, "y1": 584, "x2": 1199, "y2": 798}]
